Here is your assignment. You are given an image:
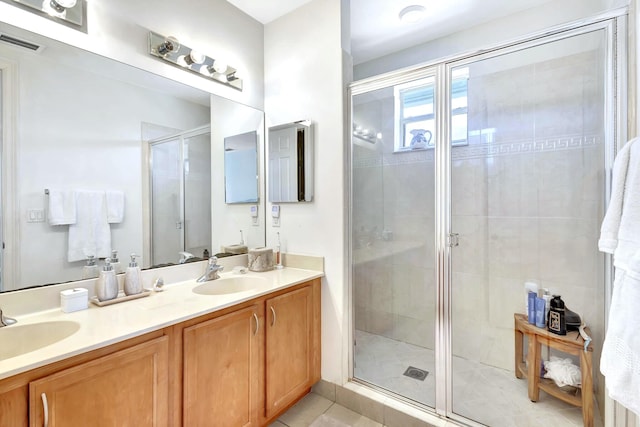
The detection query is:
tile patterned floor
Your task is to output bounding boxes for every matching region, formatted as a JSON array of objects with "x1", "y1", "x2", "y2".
[
  {"x1": 353, "y1": 330, "x2": 603, "y2": 427},
  {"x1": 271, "y1": 393, "x2": 382, "y2": 427}
]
